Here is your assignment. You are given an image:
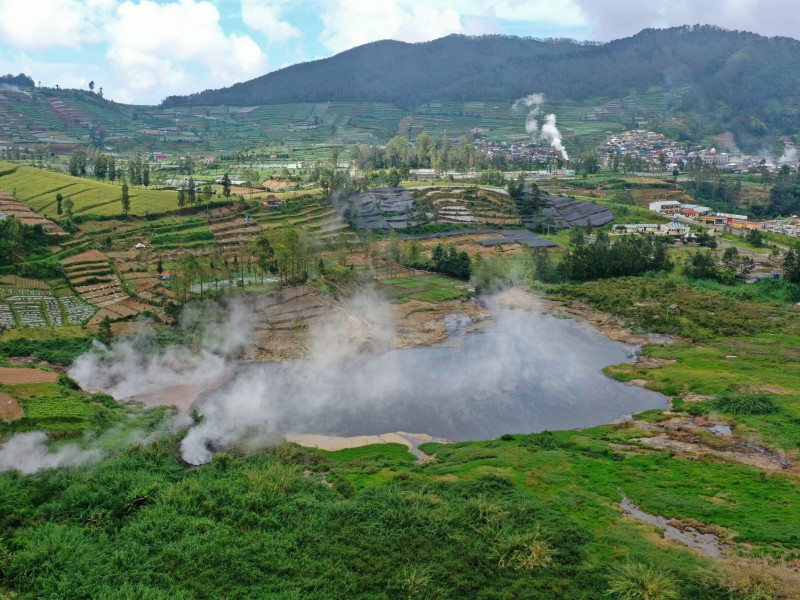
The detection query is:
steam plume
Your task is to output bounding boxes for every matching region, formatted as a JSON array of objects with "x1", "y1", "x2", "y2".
[
  {"x1": 541, "y1": 113, "x2": 569, "y2": 161},
  {"x1": 69, "y1": 297, "x2": 258, "y2": 399},
  {"x1": 512, "y1": 93, "x2": 569, "y2": 161},
  {"x1": 0, "y1": 432, "x2": 102, "y2": 474}
]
